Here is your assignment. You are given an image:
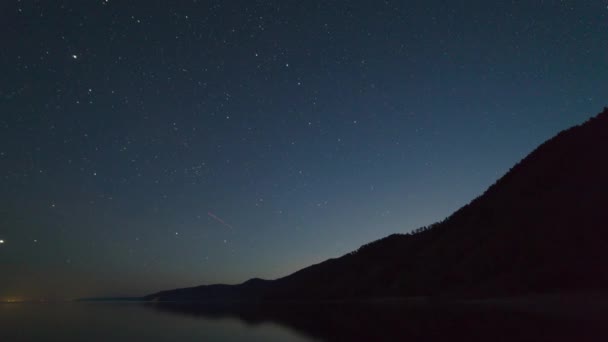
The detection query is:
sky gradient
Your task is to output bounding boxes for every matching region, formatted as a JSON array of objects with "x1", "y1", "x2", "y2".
[{"x1": 1, "y1": 1, "x2": 607, "y2": 299}]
